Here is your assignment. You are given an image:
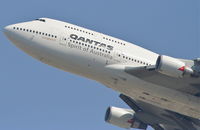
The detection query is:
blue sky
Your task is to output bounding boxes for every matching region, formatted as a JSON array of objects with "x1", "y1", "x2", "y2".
[{"x1": 0, "y1": 0, "x2": 199, "y2": 130}]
